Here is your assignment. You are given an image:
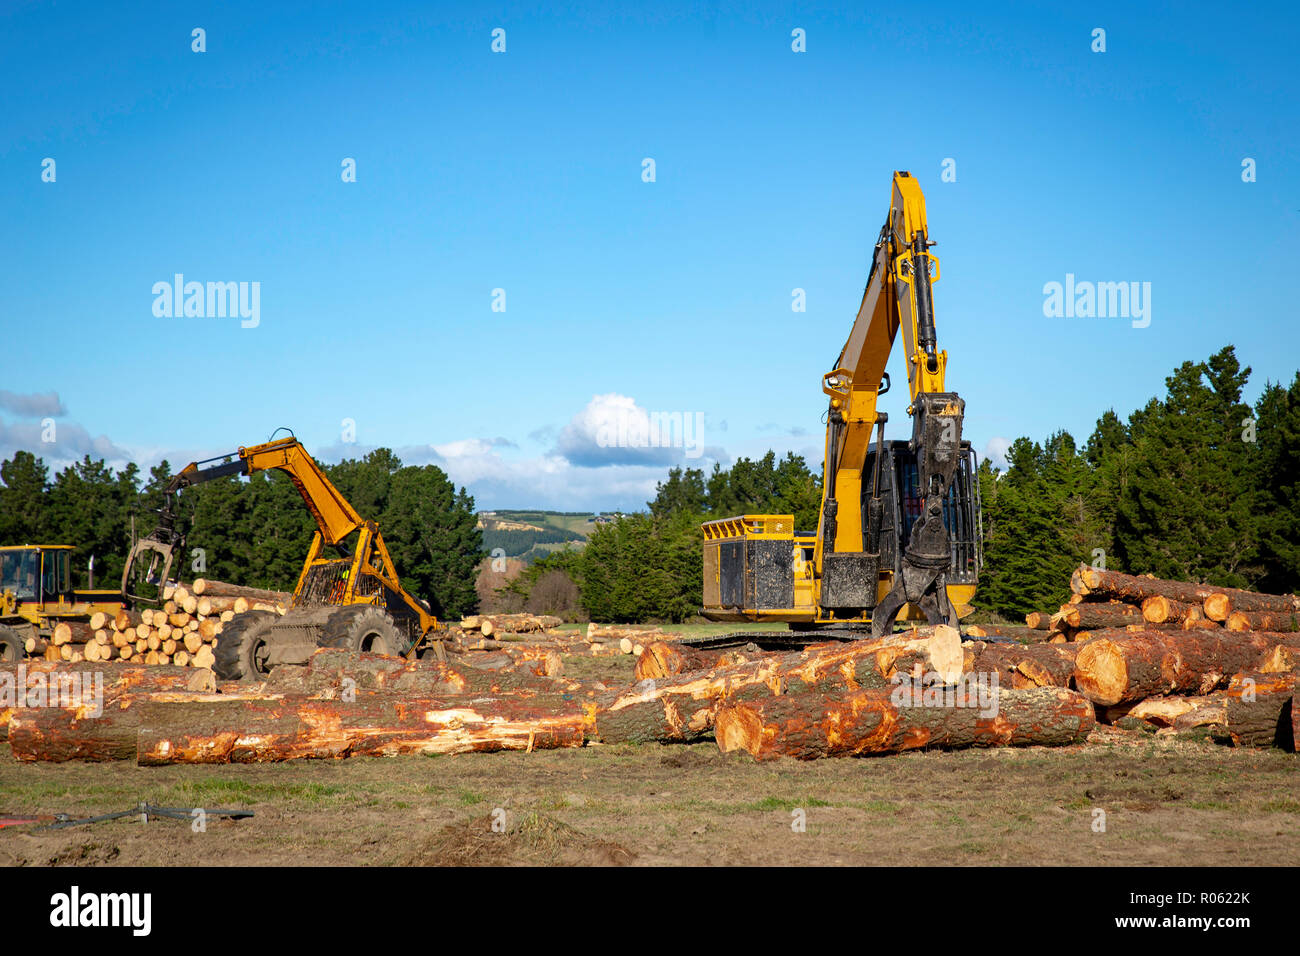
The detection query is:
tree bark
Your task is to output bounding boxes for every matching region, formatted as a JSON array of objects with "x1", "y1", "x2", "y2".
[
  {"x1": 965, "y1": 623, "x2": 1058, "y2": 643},
  {"x1": 1072, "y1": 630, "x2": 1300, "y2": 706},
  {"x1": 1225, "y1": 609, "x2": 1300, "y2": 633},
  {"x1": 586, "y1": 623, "x2": 676, "y2": 643},
  {"x1": 1223, "y1": 672, "x2": 1297, "y2": 748},
  {"x1": 962, "y1": 641, "x2": 1079, "y2": 689},
  {"x1": 265, "y1": 648, "x2": 581, "y2": 699},
  {"x1": 1141, "y1": 596, "x2": 1201, "y2": 626},
  {"x1": 632, "y1": 641, "x2": 752, "y2": 681},
  {"x1": 136, "y1": 696, "x2": 589, "y2": 764},
  {"x1": 191, "y1": 579, "x2": 291, "y2": 603},
  {"x1": 1062, "y1": 602, "x2": 1145, "y2": 629},
  {"x1": 1077, "y1": 567, "x2": 1298, "y2": 621},
  {"x1": 1101, "y1": 695, "x2": 1228, "y2": 731},
  {"x1": 592, "y1": 628, "x2": 963, "y2": 744},
  {"x1": 714, "y1": 686, "x2": 1095, "y2": 760}
]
